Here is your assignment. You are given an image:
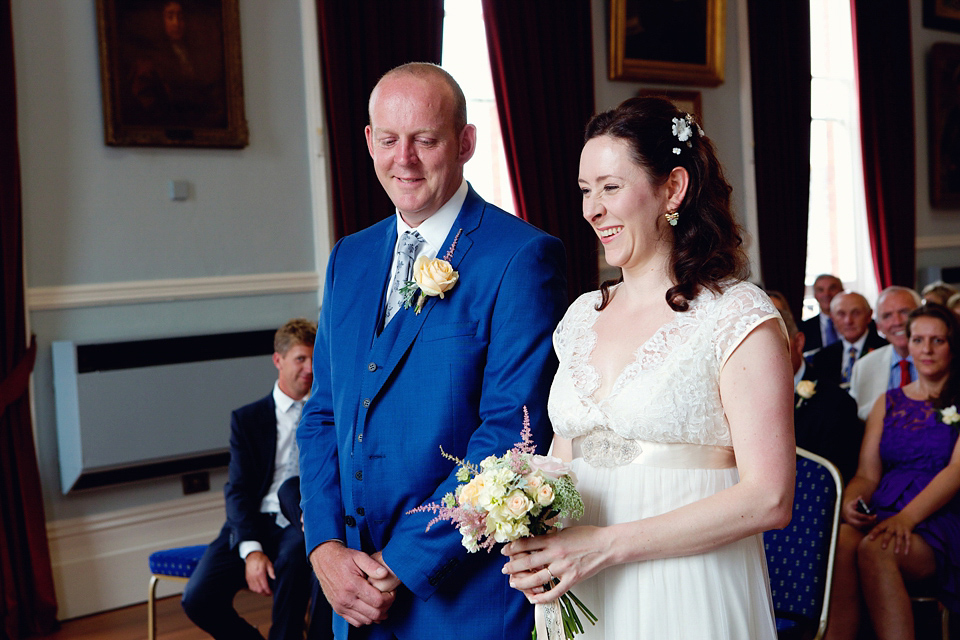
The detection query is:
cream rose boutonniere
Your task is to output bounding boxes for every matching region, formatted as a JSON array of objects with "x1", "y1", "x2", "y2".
[
  {"x1": 400, "y1": 229, "x2": 462, "y2": 314},
  {"x1": 941, "y1": 405, "x2": 960, "y2": 426},
  {"x1": 796, "y1": 380, "x2": 817, "y2": 408}
]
